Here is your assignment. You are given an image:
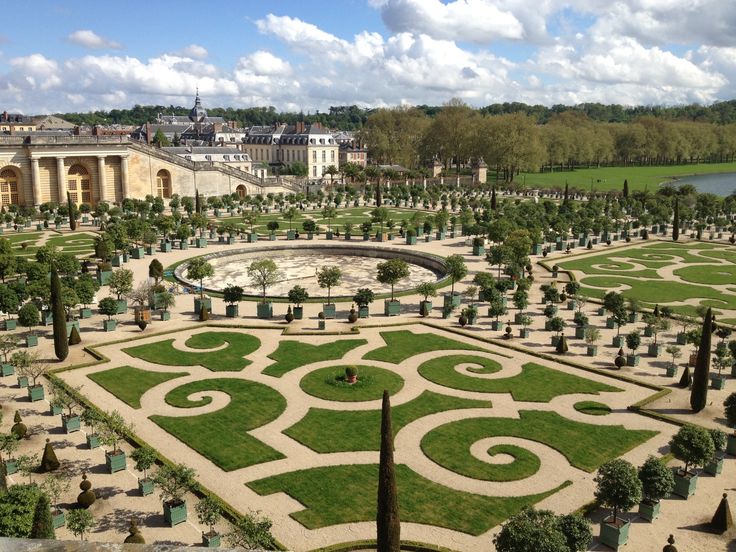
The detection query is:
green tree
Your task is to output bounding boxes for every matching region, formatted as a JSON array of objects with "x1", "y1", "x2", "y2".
[
  {"x1": 377, "y1": 390, "x2": 400, "y2": 551},
  {"x1": 152, "y1": 128, "x2": 171, "y2": 148},
  {"x1": 690, "y1": 307, "x2": 713, "y2": 412},
  {"x1": 724, "y1": 392, "x2": 736, "y2": 427},
  {"x1": 247, "y1": 259, "x2": 281, "y2": 303},
  {"x1": 108, "y1": 268, "x2": 134, "y2": 301},
  {"x1": 638, "y1": 455, "x2": 675, "y2": 503},
  {"x1": 66, "y1": 508, "x2": 95, "y2": 540},
  {"x1": 376, "y1": 258, "x2": 410, "y2": 302},
  {"x1": 148, "y1": 258, "x2": 164, "y2": 285},
  {"x1": 444, "y1": 254, "x2": 467, "y2": 296},
  {"x1": 195, "y1": 496, "x2": 222, "y2": 537},
  {"x1": 316, "y1": 266, "x2": 342, "y2": 305},
  {"x1": 50, "y1": 266, "x2": 68, "y2": 361},
  {"x1": 18, "y1": 302, "x2": 39, "y2": 336},
  {"x1": 225, "y1": 510, "x2": 276, "y2": 549},
  {"x1": 493, "y1": 508, "x2": 567, "y2": 552},
  {"x1": 29, "y1": 492, "x2": 55, "y2": 539},
  {"x1": 0, "y1": 484, "x2": 43, "y2": 537},
  {"x1": 669, "y1": 424, "x2": 715, "y2": 474},
  {"x1": 594, "y1": 459, "x2": 642, "y2": 524},
  {"x1": 287, "y1": 285, "x2": 309, "y2": 307},
  {"x1": 185, "y1": 258, "x2": 214, "y2": 301}
]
